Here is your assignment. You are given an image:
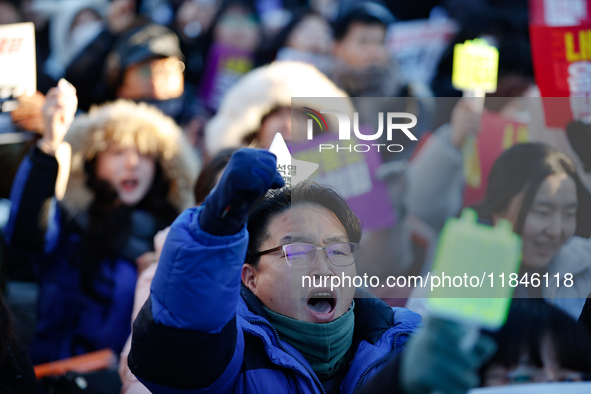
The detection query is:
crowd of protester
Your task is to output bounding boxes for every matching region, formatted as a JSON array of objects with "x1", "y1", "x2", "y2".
[{"x1": 1, "y1": 0, "x2": 591, "y2": 393}]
